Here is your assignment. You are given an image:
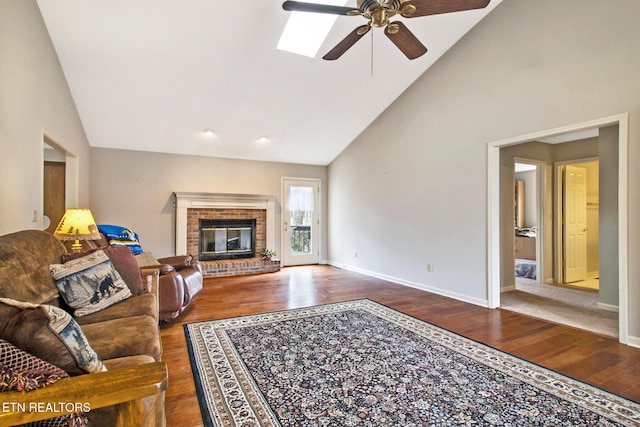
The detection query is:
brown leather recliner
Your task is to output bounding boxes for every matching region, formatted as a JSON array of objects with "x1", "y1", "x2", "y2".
[
  {"x1": 84, "y1": 233, "x2": 203, "y2": 322},
  {"x1": 154, "y1": 255, "x2": 203, "y2": 321}
]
